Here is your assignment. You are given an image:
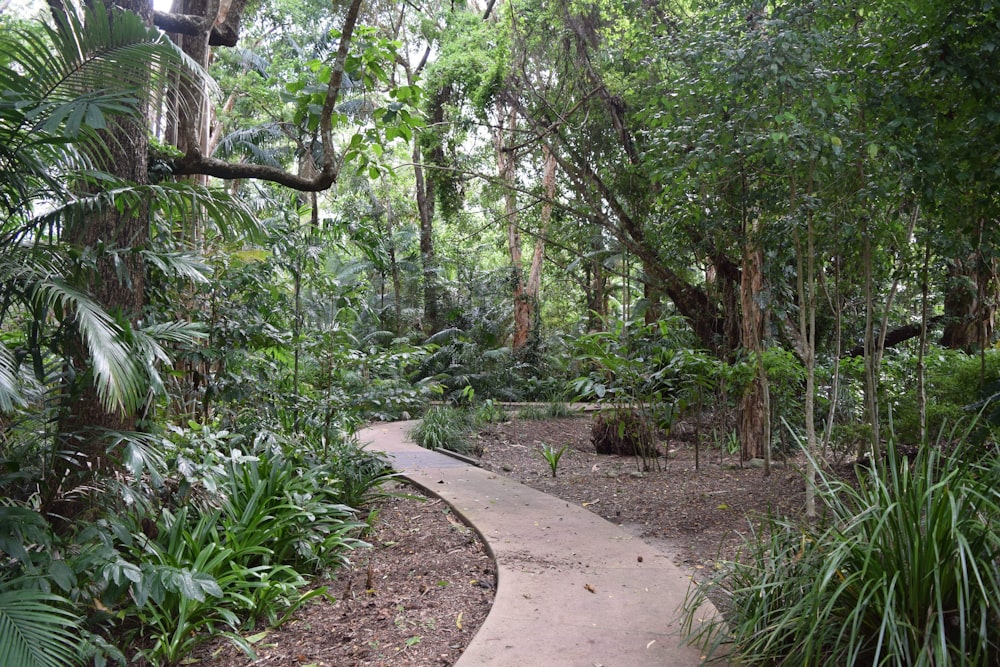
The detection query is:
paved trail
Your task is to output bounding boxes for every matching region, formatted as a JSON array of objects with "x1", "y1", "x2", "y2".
[{"x1": 360, "y1": 421, "x2": 722, "y2": 667}]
